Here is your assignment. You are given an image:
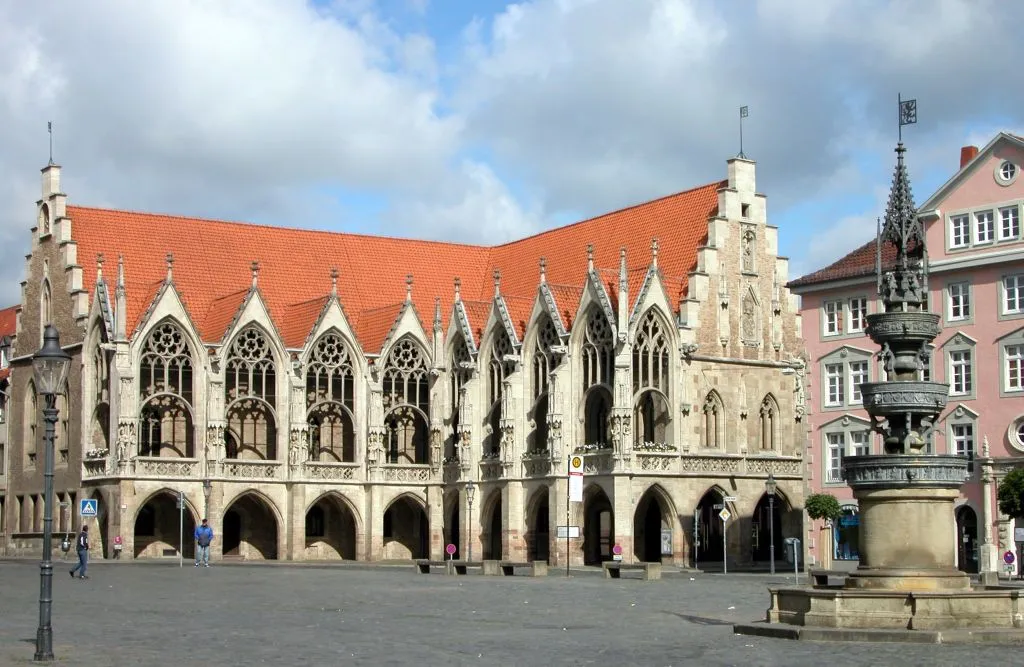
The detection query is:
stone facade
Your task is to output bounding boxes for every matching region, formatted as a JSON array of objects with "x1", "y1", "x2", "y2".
[{"x1": 2, "y1": 157, "x2": 808, "y2": 567}]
